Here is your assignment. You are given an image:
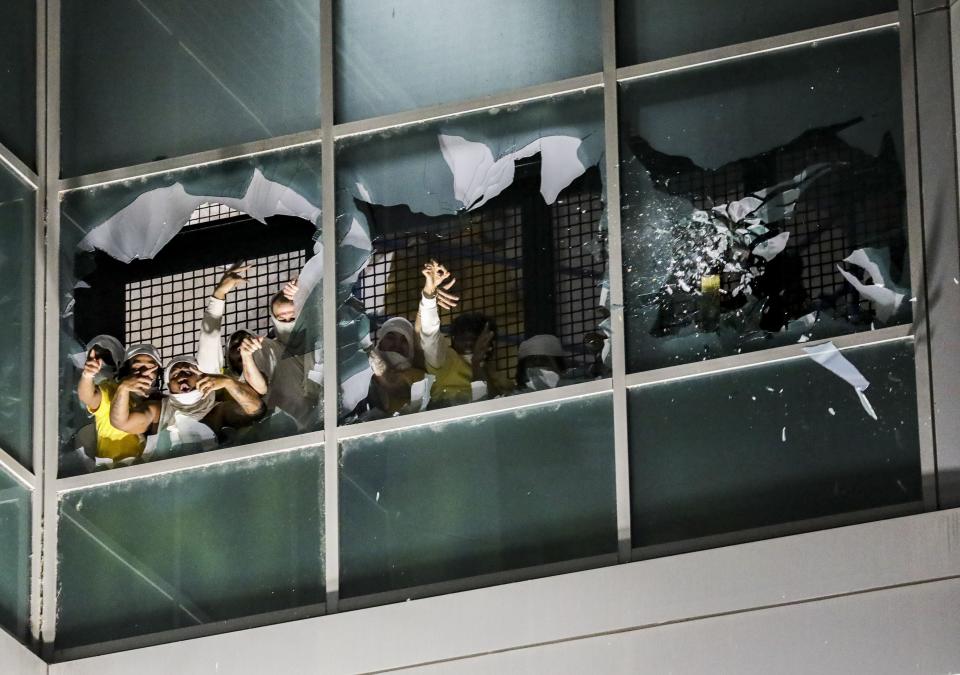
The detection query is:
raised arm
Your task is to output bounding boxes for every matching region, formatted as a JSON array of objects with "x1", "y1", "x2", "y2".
[
  {"x1": 77, "y1": 349, "x2": 104, "y2": 411},
  {"x1": 418, "y1": 260, "x2": 459, "y2": 370},
  {"x1": 239, "y1": 336, "x2": 269, "y2": 395},
  {"x1": 197, "y1": 374, "x2": 264, "y2": 417},
  {"x1": 197, "y1": 261, "x2": 251, "y2": 374},
  {"x1": 109, "y1": 370, "x2": 160, "y2": 434}
]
